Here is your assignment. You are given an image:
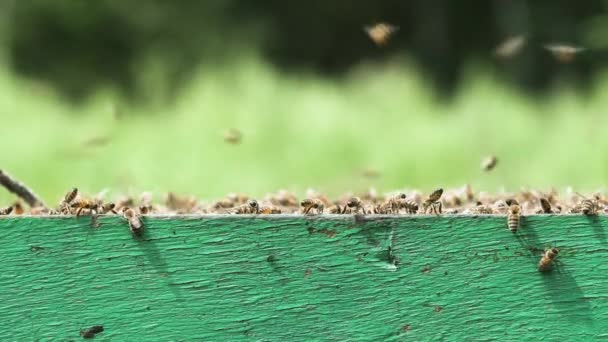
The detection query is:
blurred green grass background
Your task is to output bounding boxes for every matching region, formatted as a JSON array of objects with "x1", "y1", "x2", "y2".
[{"x1": 2, "y1": 54, "x2": 608, "y2": 204}]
